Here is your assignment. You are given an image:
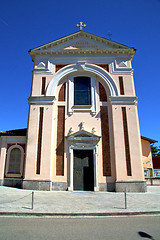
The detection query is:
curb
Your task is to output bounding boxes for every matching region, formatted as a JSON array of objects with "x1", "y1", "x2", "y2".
[{"x1": 0, "y1": 211, "x2": 160, "y2": 217}]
